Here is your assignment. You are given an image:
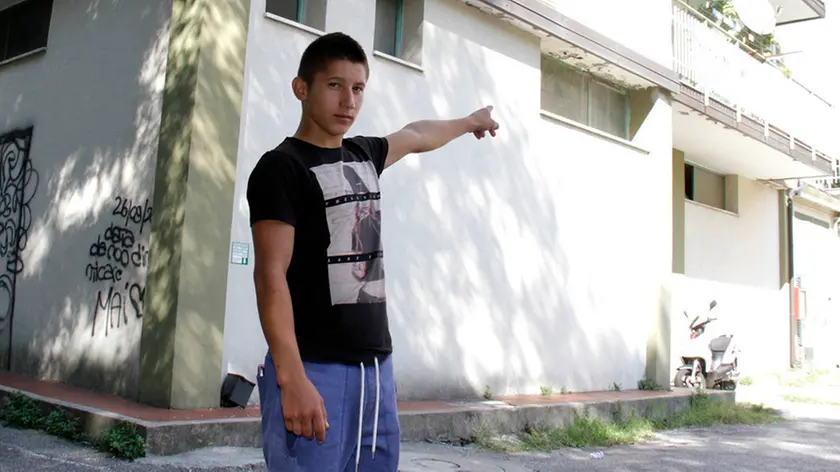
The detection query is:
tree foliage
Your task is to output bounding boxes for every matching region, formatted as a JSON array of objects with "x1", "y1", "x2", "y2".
[{"x1": 697, "y1": 0, "x2": 781, "y2": 56}]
